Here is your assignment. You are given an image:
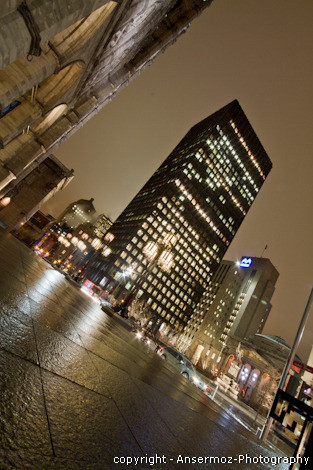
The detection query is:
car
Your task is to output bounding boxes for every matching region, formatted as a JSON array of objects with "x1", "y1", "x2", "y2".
[
  {"x1": 159, "y1": 346, "x2": 208, "y2": 392},
  {"x1": 160, "y1": 346, "x2": 194, "y2": 378}
]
